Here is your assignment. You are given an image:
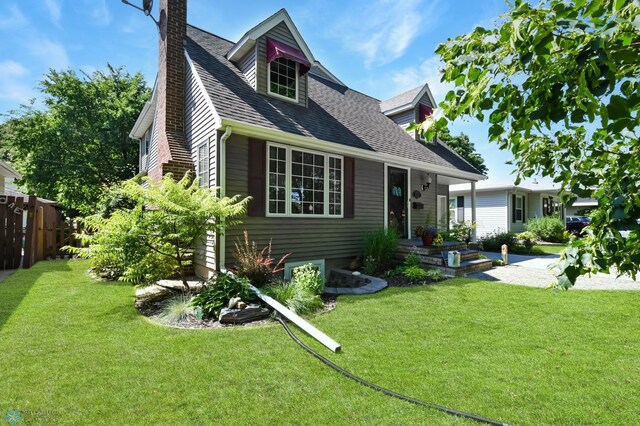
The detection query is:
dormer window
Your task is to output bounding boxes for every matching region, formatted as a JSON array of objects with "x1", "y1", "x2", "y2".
[{"x1": 268, "y1": 57, "x2": 298, "y2": 101}]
